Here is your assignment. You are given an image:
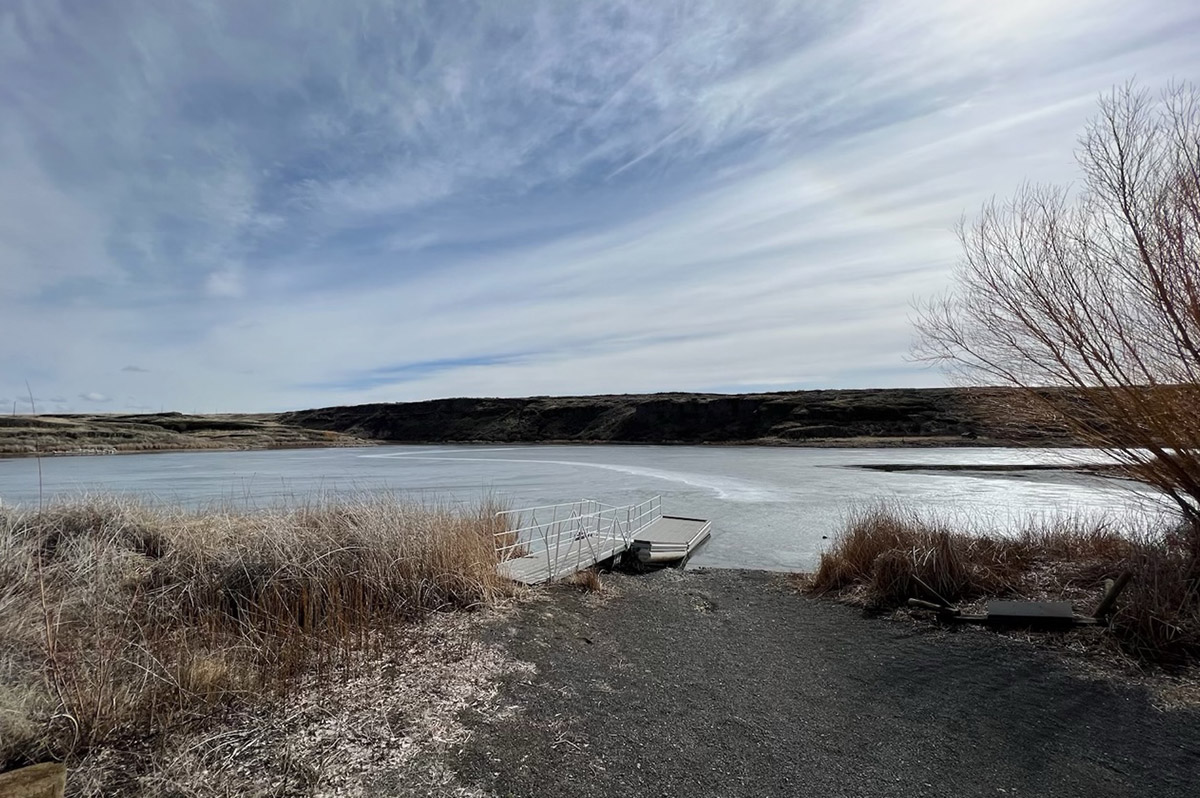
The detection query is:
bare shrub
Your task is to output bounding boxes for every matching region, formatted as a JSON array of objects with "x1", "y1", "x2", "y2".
[
  {"x1": 908, "y1": 78, "x2": 1200, "y2": 665},
  {"x1": 915, "y1": 81, "x2": 1200, "y2": 543}
]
